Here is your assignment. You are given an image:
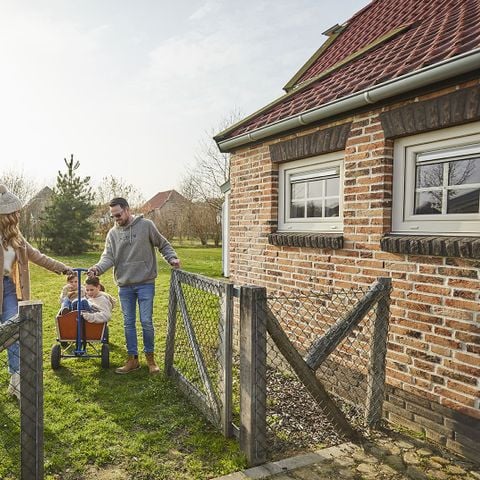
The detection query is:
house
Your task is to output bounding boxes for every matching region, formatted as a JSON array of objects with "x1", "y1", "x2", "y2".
[
  {"x1": 20, "y1": 186, "x2": 54, "y2": 243},
  {"x1": 214, "y1": 0, "x2": 480, "y2": 461},
  {"x1": 144, "y1": 189, "x2": 190, "y2": 240}
]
